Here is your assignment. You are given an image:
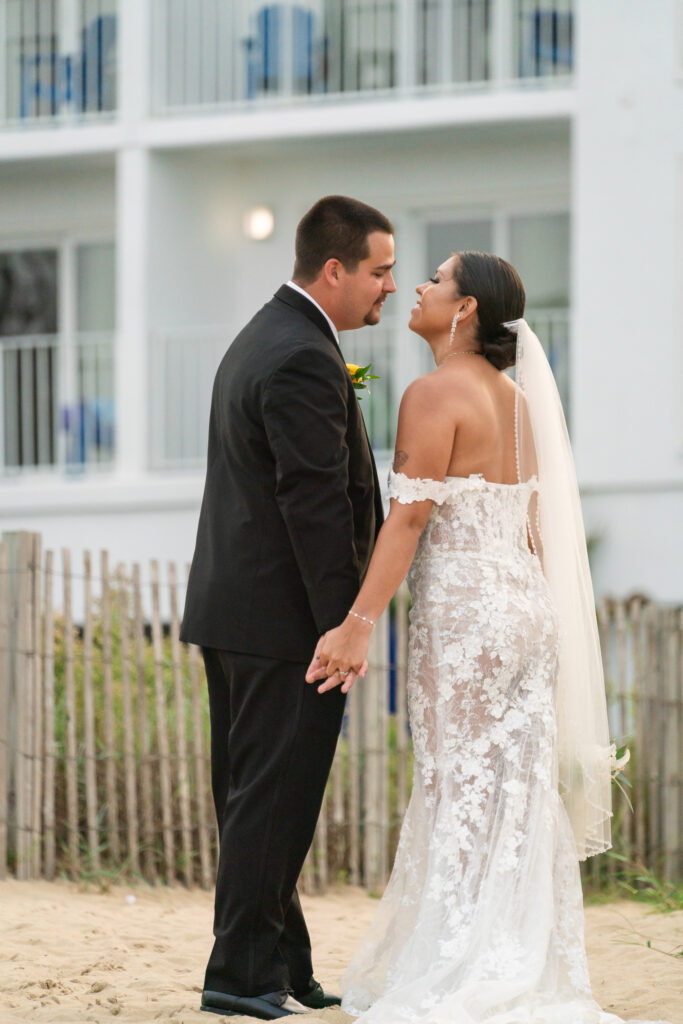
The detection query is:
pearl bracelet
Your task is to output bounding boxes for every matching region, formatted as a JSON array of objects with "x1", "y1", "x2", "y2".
[{"x1": 349, "y1": 609, "x2": 375, "y2": 627}]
